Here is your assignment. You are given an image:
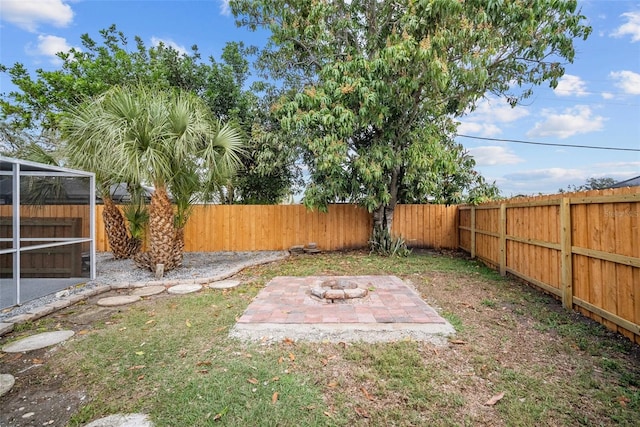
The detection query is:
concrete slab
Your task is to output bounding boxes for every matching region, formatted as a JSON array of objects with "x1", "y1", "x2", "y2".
[
  {"x1": 96, "y1": 296, "x2": 141, "y2": 307},
  {"x1": 131, "y1": 286, "x2": 165, "y2": 297},
  {"x1": 231, "y1": 275, "x2": 455, "y2": 345},
  {"x1": 2, "y1": 330, "x2": 75, "y2": 353},
  {"x1": 167, "y1": 284, "x2": 202, "y2": 295},
  {"x1": 230, "y1": 322, "x2": 455, "y2": 344},
  {"x1": 83, "y1": 413, "x2": 153, "y2": 427},
  {"x1": 208, "y1": 279, "x2": 241, "y2": 289},
  {"x1": 0, "y1": 373, "x2": 15, "y2": 397}
]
